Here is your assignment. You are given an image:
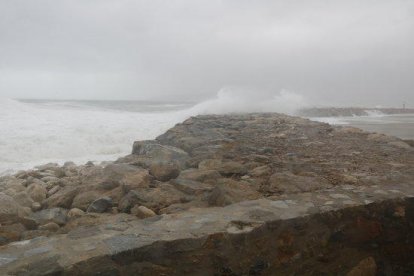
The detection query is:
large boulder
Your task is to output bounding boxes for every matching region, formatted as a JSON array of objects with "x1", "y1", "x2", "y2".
[
  {"x1": 149, "y1": 162, "x2": 180, "y2": 182},
  {"x1": 131, "y1": 140, "x2": 189, "y2": 168},
  {"x1": 0, "y1": 192, "x2": 22, "y2": 225},
  {"x1": 101, "y1": 164, "x2": 149, "y2": 188}
]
